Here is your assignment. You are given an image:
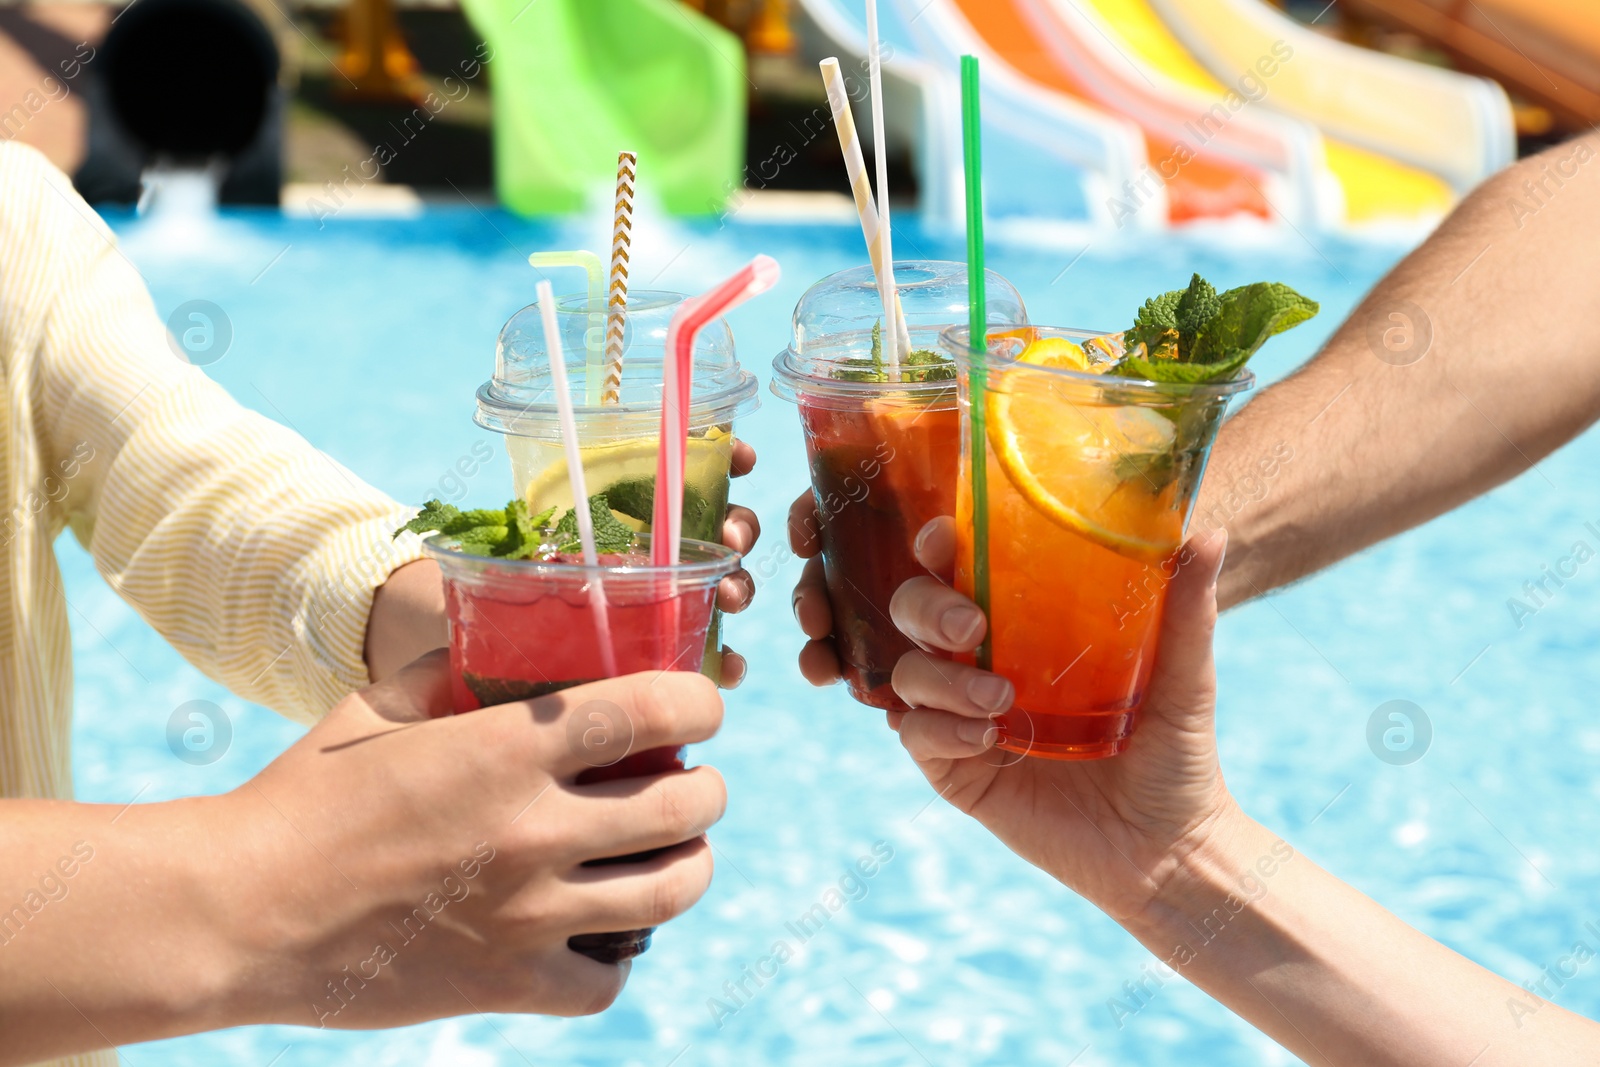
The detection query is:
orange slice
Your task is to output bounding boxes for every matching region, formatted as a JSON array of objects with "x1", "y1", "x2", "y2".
[{"x1": 988, "y1": 342, "x2": 1183, "y2": 562}]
